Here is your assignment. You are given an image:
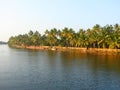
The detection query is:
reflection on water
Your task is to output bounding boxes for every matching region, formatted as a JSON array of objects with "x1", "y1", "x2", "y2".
[{"x1": 0, "y1": 45, "x2": 120, "y2": 90}]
